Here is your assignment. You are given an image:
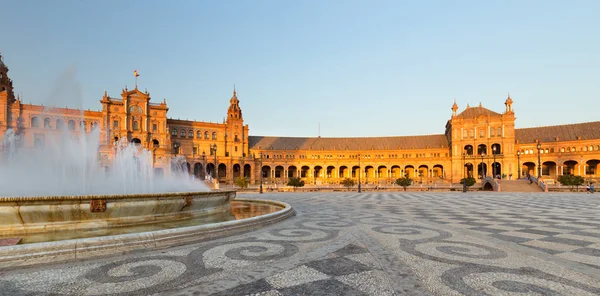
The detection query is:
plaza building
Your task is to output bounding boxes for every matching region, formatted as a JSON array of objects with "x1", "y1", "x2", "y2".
[{"x1": 1, "y1": 55, "x2": 599, "y2": 186}]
